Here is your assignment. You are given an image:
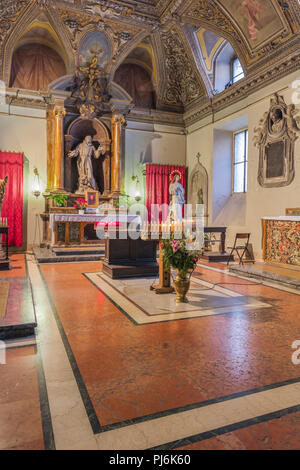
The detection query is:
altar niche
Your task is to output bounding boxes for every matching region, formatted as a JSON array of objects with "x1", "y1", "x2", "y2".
[{"x1": 64, "y1": 117, "x2": 111, "y2": 196}]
